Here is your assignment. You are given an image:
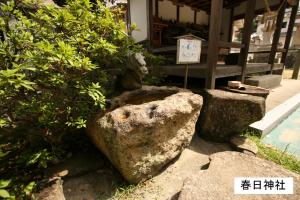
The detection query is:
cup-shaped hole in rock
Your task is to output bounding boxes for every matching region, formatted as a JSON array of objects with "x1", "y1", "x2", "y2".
[
  {"x1": 149, "y1": 105, "x2": 158, "y2": 119},
  {"x1": 120, "y1": 110, "x2": 131, "y2": 120},
  {"x1": 124, "y1": 91, "x2": 177, "y2": 105}
]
